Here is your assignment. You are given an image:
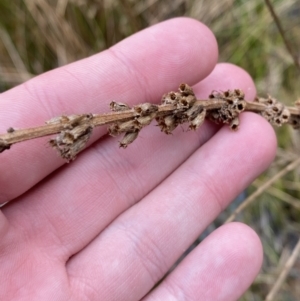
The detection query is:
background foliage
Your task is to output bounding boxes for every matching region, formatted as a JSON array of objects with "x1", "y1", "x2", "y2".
[{"x1": 0, "y1": 0, "x2": 300, "y2": 300}]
